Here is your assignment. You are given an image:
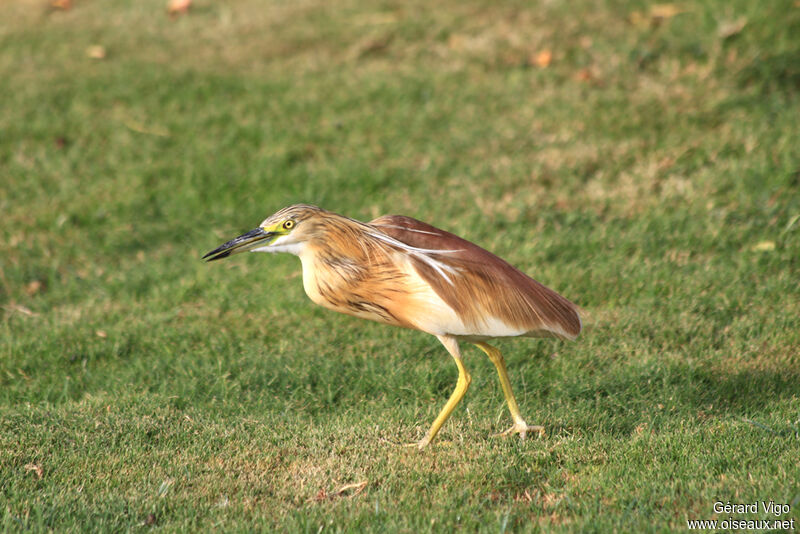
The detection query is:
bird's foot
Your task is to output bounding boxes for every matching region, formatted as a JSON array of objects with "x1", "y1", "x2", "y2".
[
  {"x1": 492, "y1": 421, "x2": 545, "y2": 440},
  {"x1": 402, "y1": 434, "x2": 453, "y2": 449},
  {"x1": 402, "y1": 431, "x2": 432, "y2": 449}
]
